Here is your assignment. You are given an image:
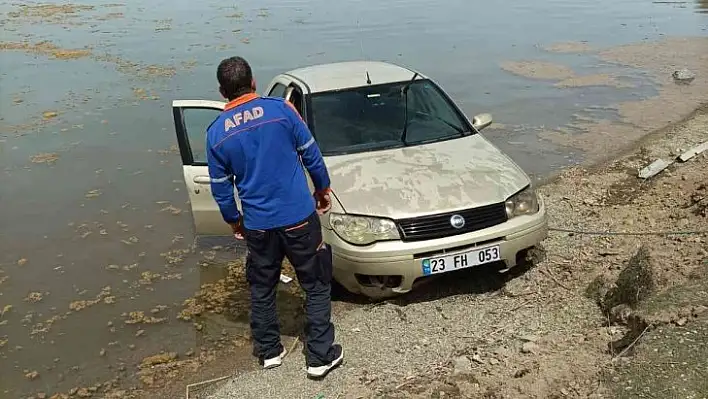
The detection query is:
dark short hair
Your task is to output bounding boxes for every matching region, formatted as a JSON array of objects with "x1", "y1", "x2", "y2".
[{"x1": 217, "y1": 56, "x2": 253, "y2": 100}]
